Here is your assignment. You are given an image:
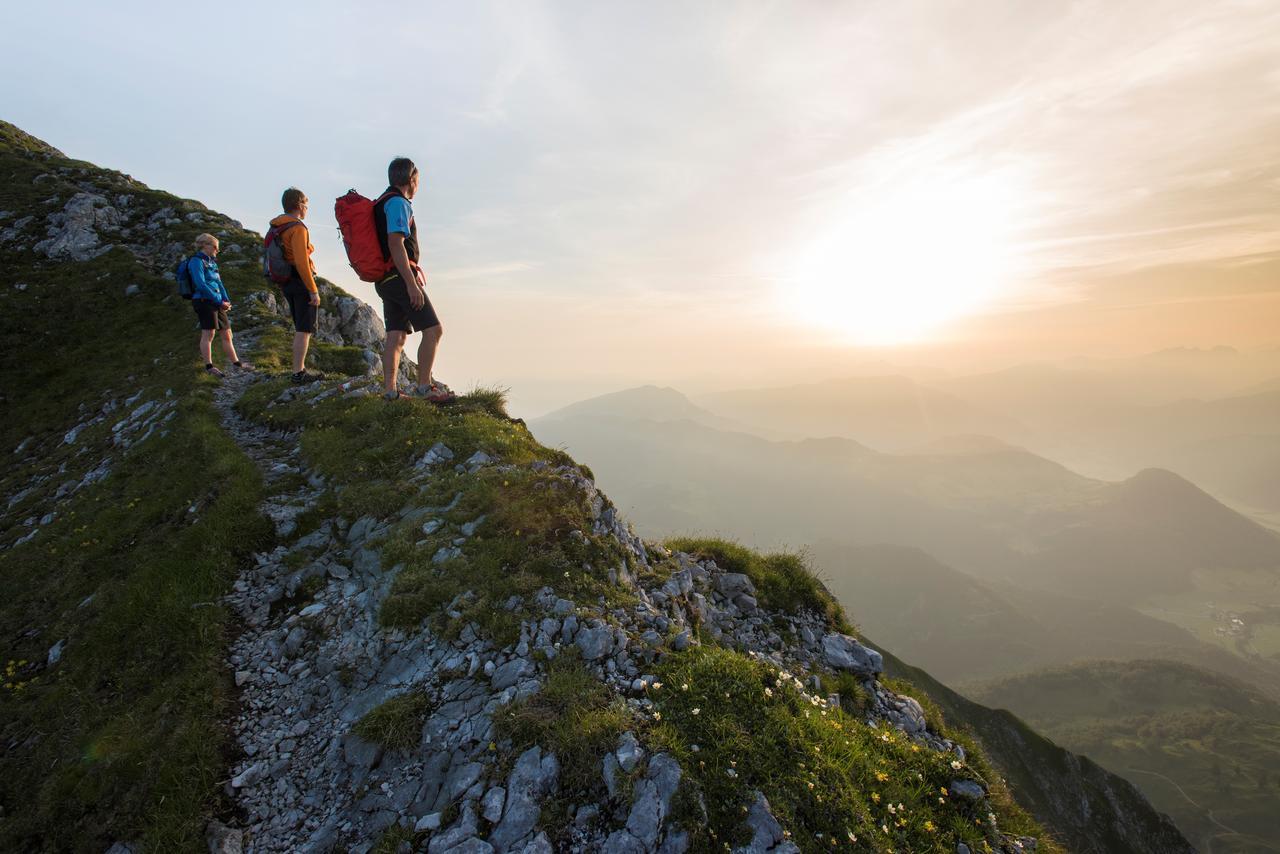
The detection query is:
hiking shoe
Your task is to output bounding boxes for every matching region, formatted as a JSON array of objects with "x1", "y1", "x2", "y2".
[
  {"x1": 234, "y1": 361, "x2": 255, "y2": 373},
  {"x1": 291, "y1": 369, "x2": 325, "y2": 385},
  {"x1": 426, "y1": 380, "x2": 457, "y2": 403},
  {"x1": 407, "y1": 383, "x2": 455, "y2": 404},
  {"x1": 205, "y1": 364, "x2": 226, "y2": 379},
  {"x1": 383, "y1": 389, "x2": 403, "y2": 401}
]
